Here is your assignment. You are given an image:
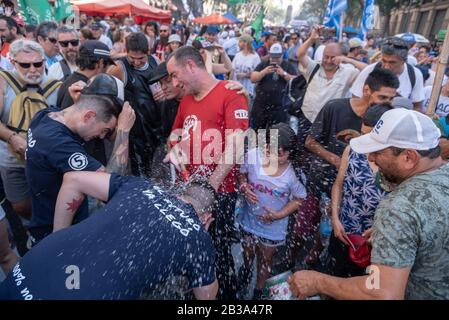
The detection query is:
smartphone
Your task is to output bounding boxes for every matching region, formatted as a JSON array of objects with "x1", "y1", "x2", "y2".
[{"x1": 270, "y1": 63, "x2": 278, "y2": 68}]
